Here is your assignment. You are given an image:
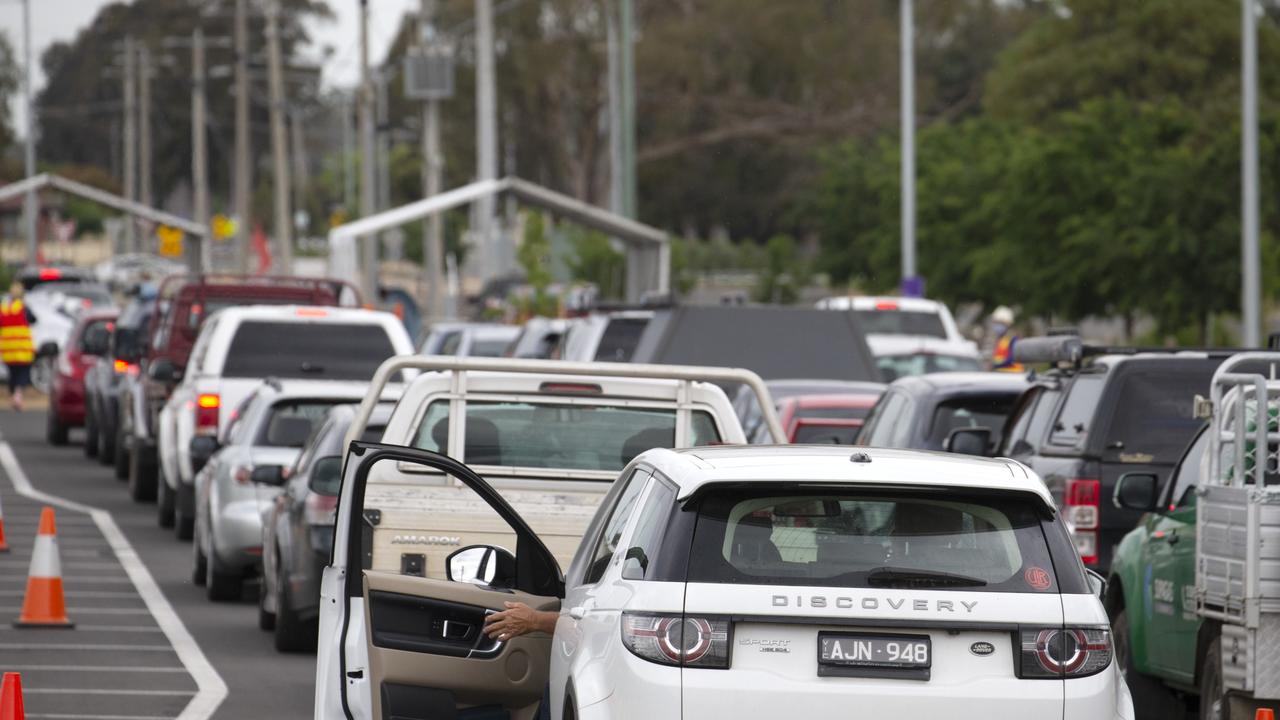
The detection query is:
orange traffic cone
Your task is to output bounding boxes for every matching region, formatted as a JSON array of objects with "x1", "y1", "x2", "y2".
[
  {"x1": 13, "y1": 507, "x2": 73, "y2": 628},
  {"x1": 1258, "y1": 709, "x2": 1276, "y2": 720},
  {"x1": 0, "y1": 673, "x2": 23, "y2": 720},
  {"x1": 0, "y1": 491, "x2": 9, "y2": 553}
]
